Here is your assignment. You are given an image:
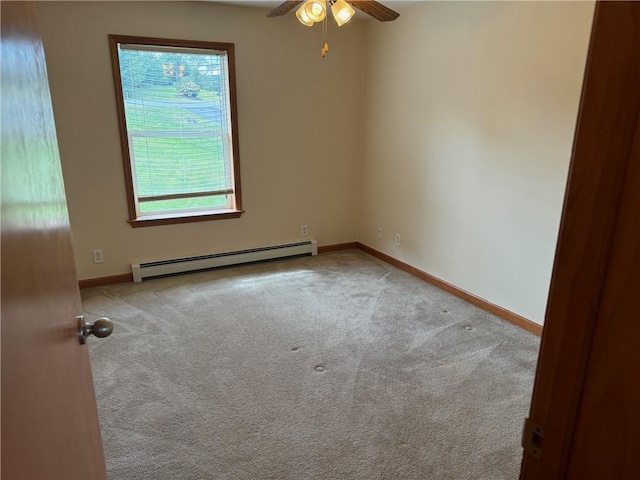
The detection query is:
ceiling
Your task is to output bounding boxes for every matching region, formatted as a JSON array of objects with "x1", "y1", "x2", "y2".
[{"x1": 209, "y1": 0, "x2": 420, "y2": 16}]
